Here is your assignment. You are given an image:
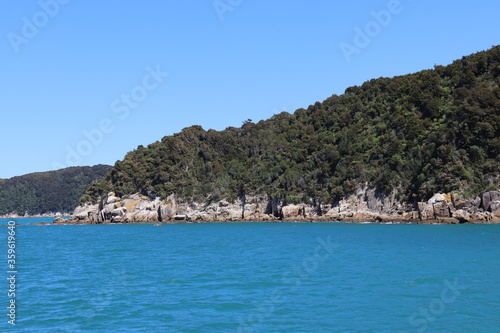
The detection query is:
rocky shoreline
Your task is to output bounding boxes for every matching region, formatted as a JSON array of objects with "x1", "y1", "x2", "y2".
[
  {"x1": 53, "y1": 188, "x2": 500, "y2": 225},
  {"x1": 0, "y1": 212, "x2": 69, "y2": 219}
]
